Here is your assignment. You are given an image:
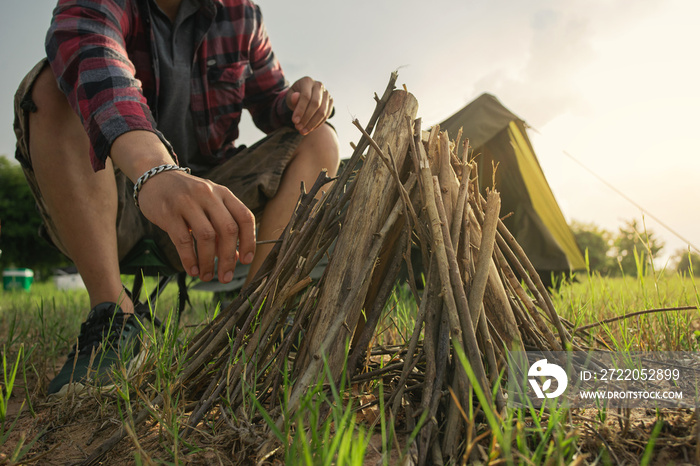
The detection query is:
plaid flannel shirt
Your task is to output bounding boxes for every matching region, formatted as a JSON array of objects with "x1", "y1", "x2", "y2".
[{"x1": 46, "y1": 0, "x2": 293, "y2": 171}]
